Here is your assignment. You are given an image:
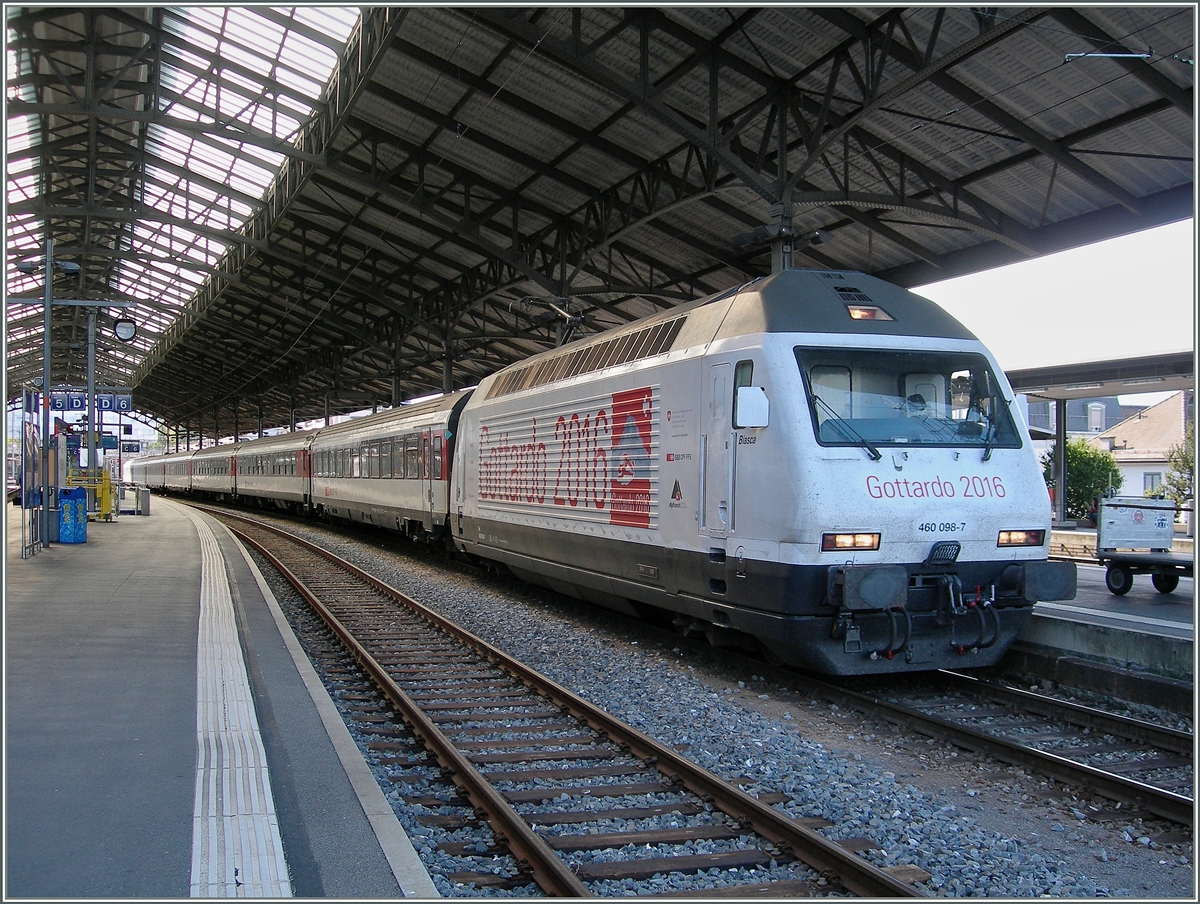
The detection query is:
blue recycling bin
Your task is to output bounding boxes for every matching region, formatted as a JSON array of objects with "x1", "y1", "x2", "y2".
[{"x1": 58, "y1": 487, "x2": 88, "y2": 543}]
